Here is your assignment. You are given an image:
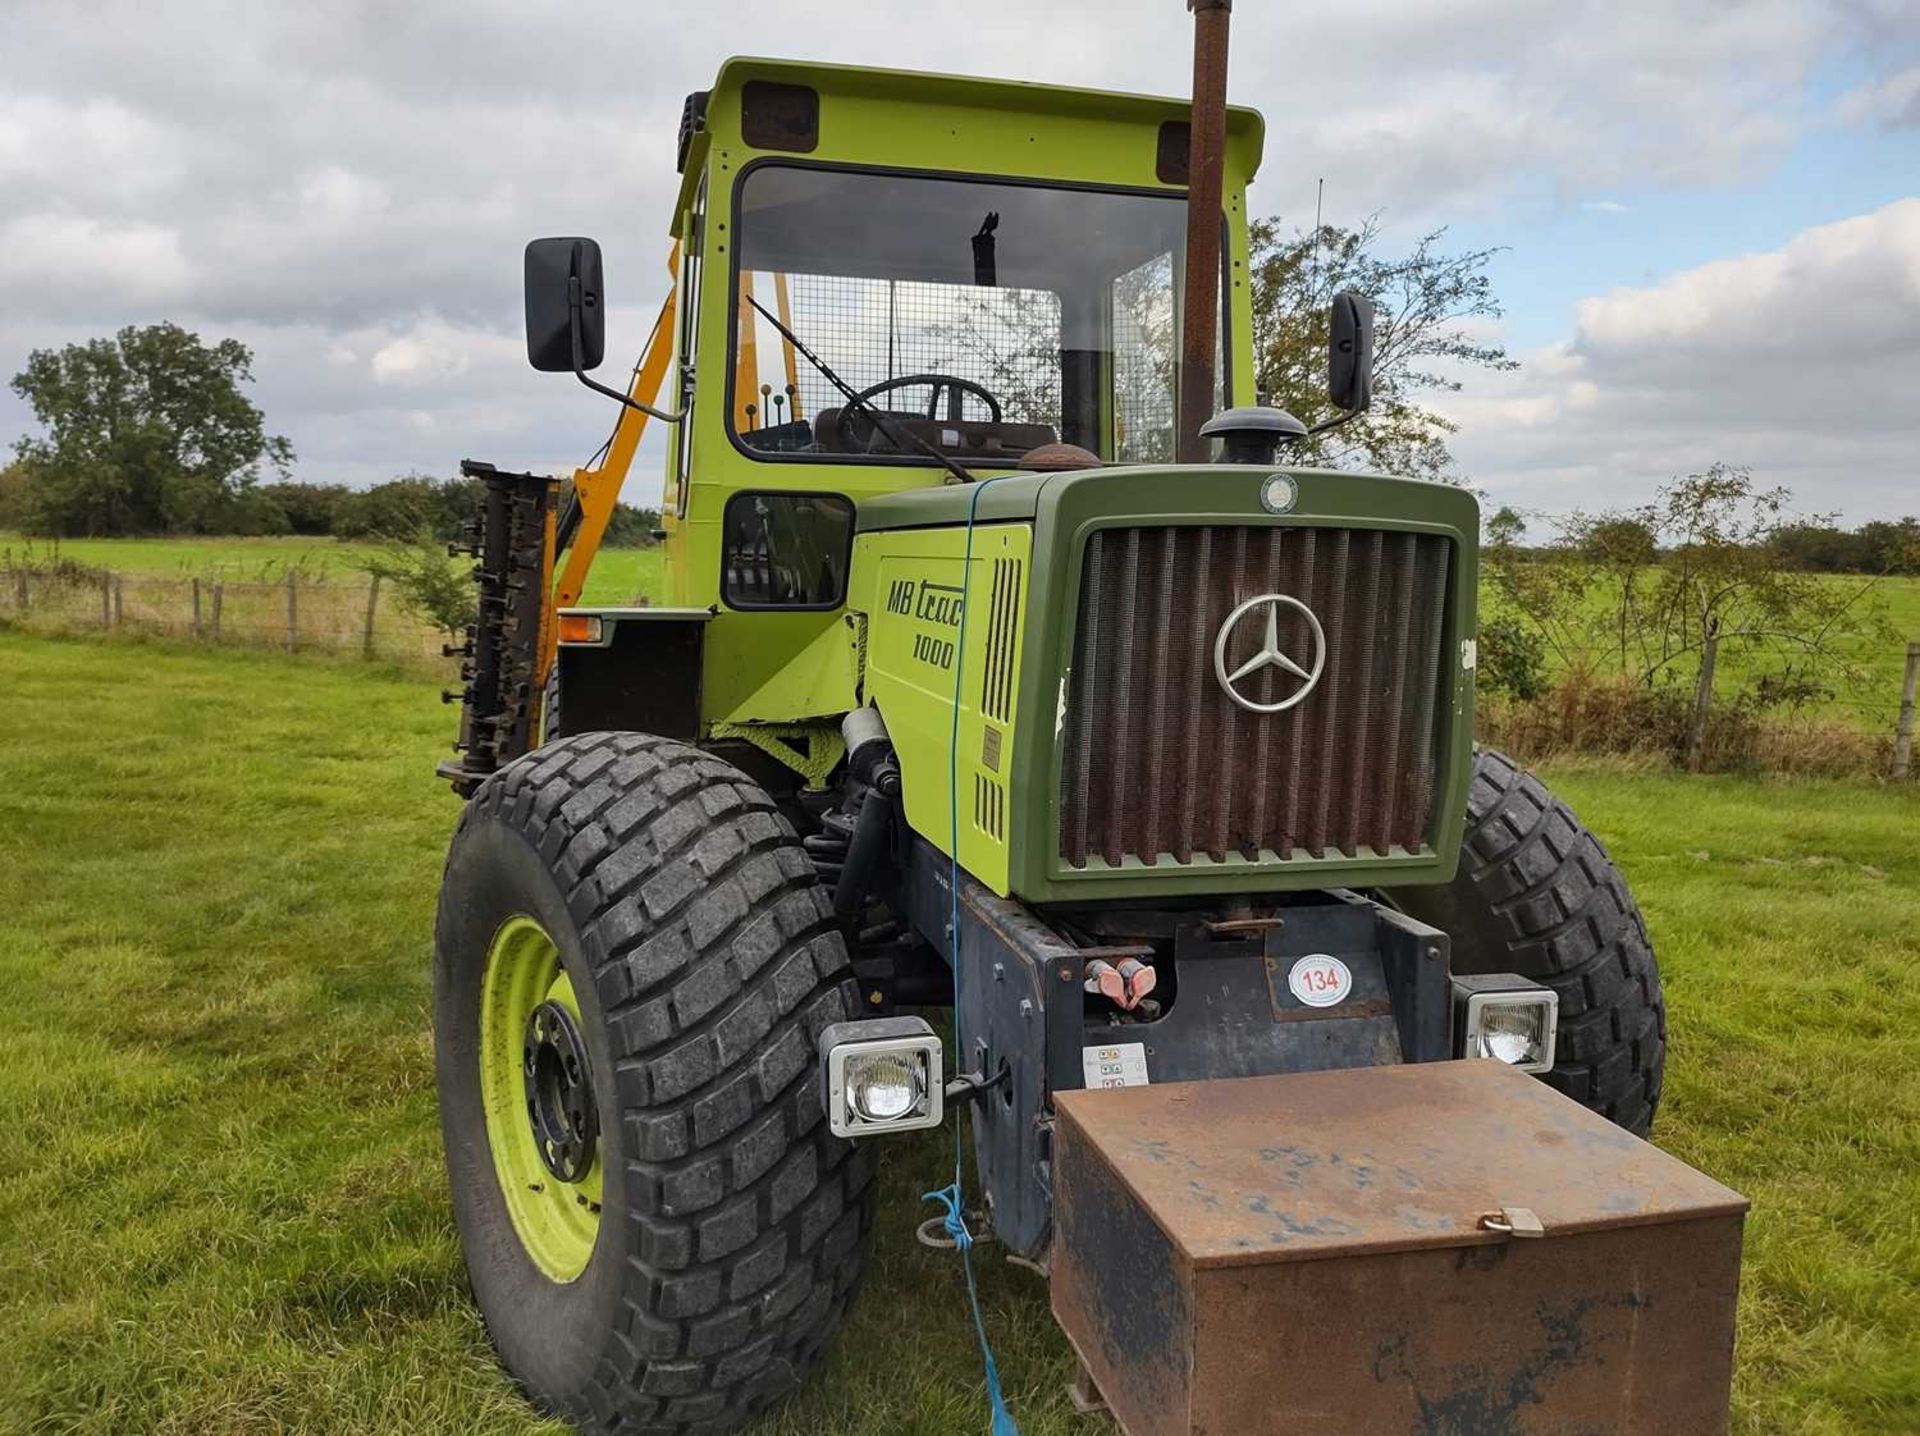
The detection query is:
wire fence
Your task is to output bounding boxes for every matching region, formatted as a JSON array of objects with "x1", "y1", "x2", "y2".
[
  {"x1": 5, "y1": 559, "x2": 1914, "y2": 780},
  {"x1": 0, "y1": 563, "x2": 452, "y2": 666}
]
